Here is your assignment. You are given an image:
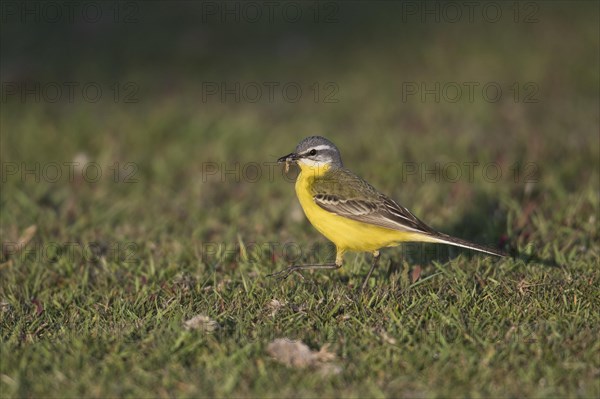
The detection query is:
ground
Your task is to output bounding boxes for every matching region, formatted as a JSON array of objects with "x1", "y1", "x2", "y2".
[{"x1": 1, "y1": 2, "x2": 599, "y2": 397}]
